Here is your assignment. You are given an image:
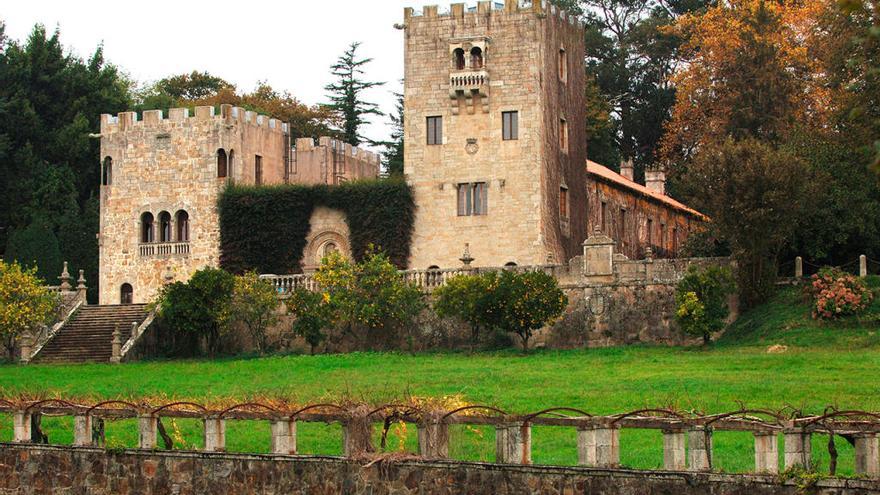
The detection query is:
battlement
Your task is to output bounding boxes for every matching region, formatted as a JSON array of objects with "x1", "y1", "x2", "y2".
[
  {"x1": 404, "y1": 0, "x2": 583, "y2": 28},
  {"x1": 100, "y1": 104, "x2": 290, "y2": 135},
  {"x1": 293, "y1": 136, "x2": 381, "y2": 166}
]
